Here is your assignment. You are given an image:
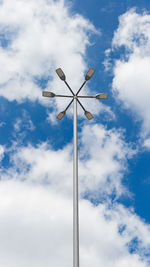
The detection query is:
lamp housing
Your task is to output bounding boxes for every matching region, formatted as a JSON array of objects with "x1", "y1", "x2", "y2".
[
  {"x1": 84, "y1": 110, "x2": 94, "y2": 120},
  {"x1": 57, "y1": 111, "x2": 66, "y2": 120},
  {"x1": 42, "y1": 91, "x2": 55, "y2": 98},
  {"x1": 85, "y1": 68, "x2": 95, "y2": 81},
  {"x1": 56, "y1": 68, "x2": 66, "y2": 81},
  {"x1": 96, "y1": 93, "x2": 108, "y2": 99}
]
